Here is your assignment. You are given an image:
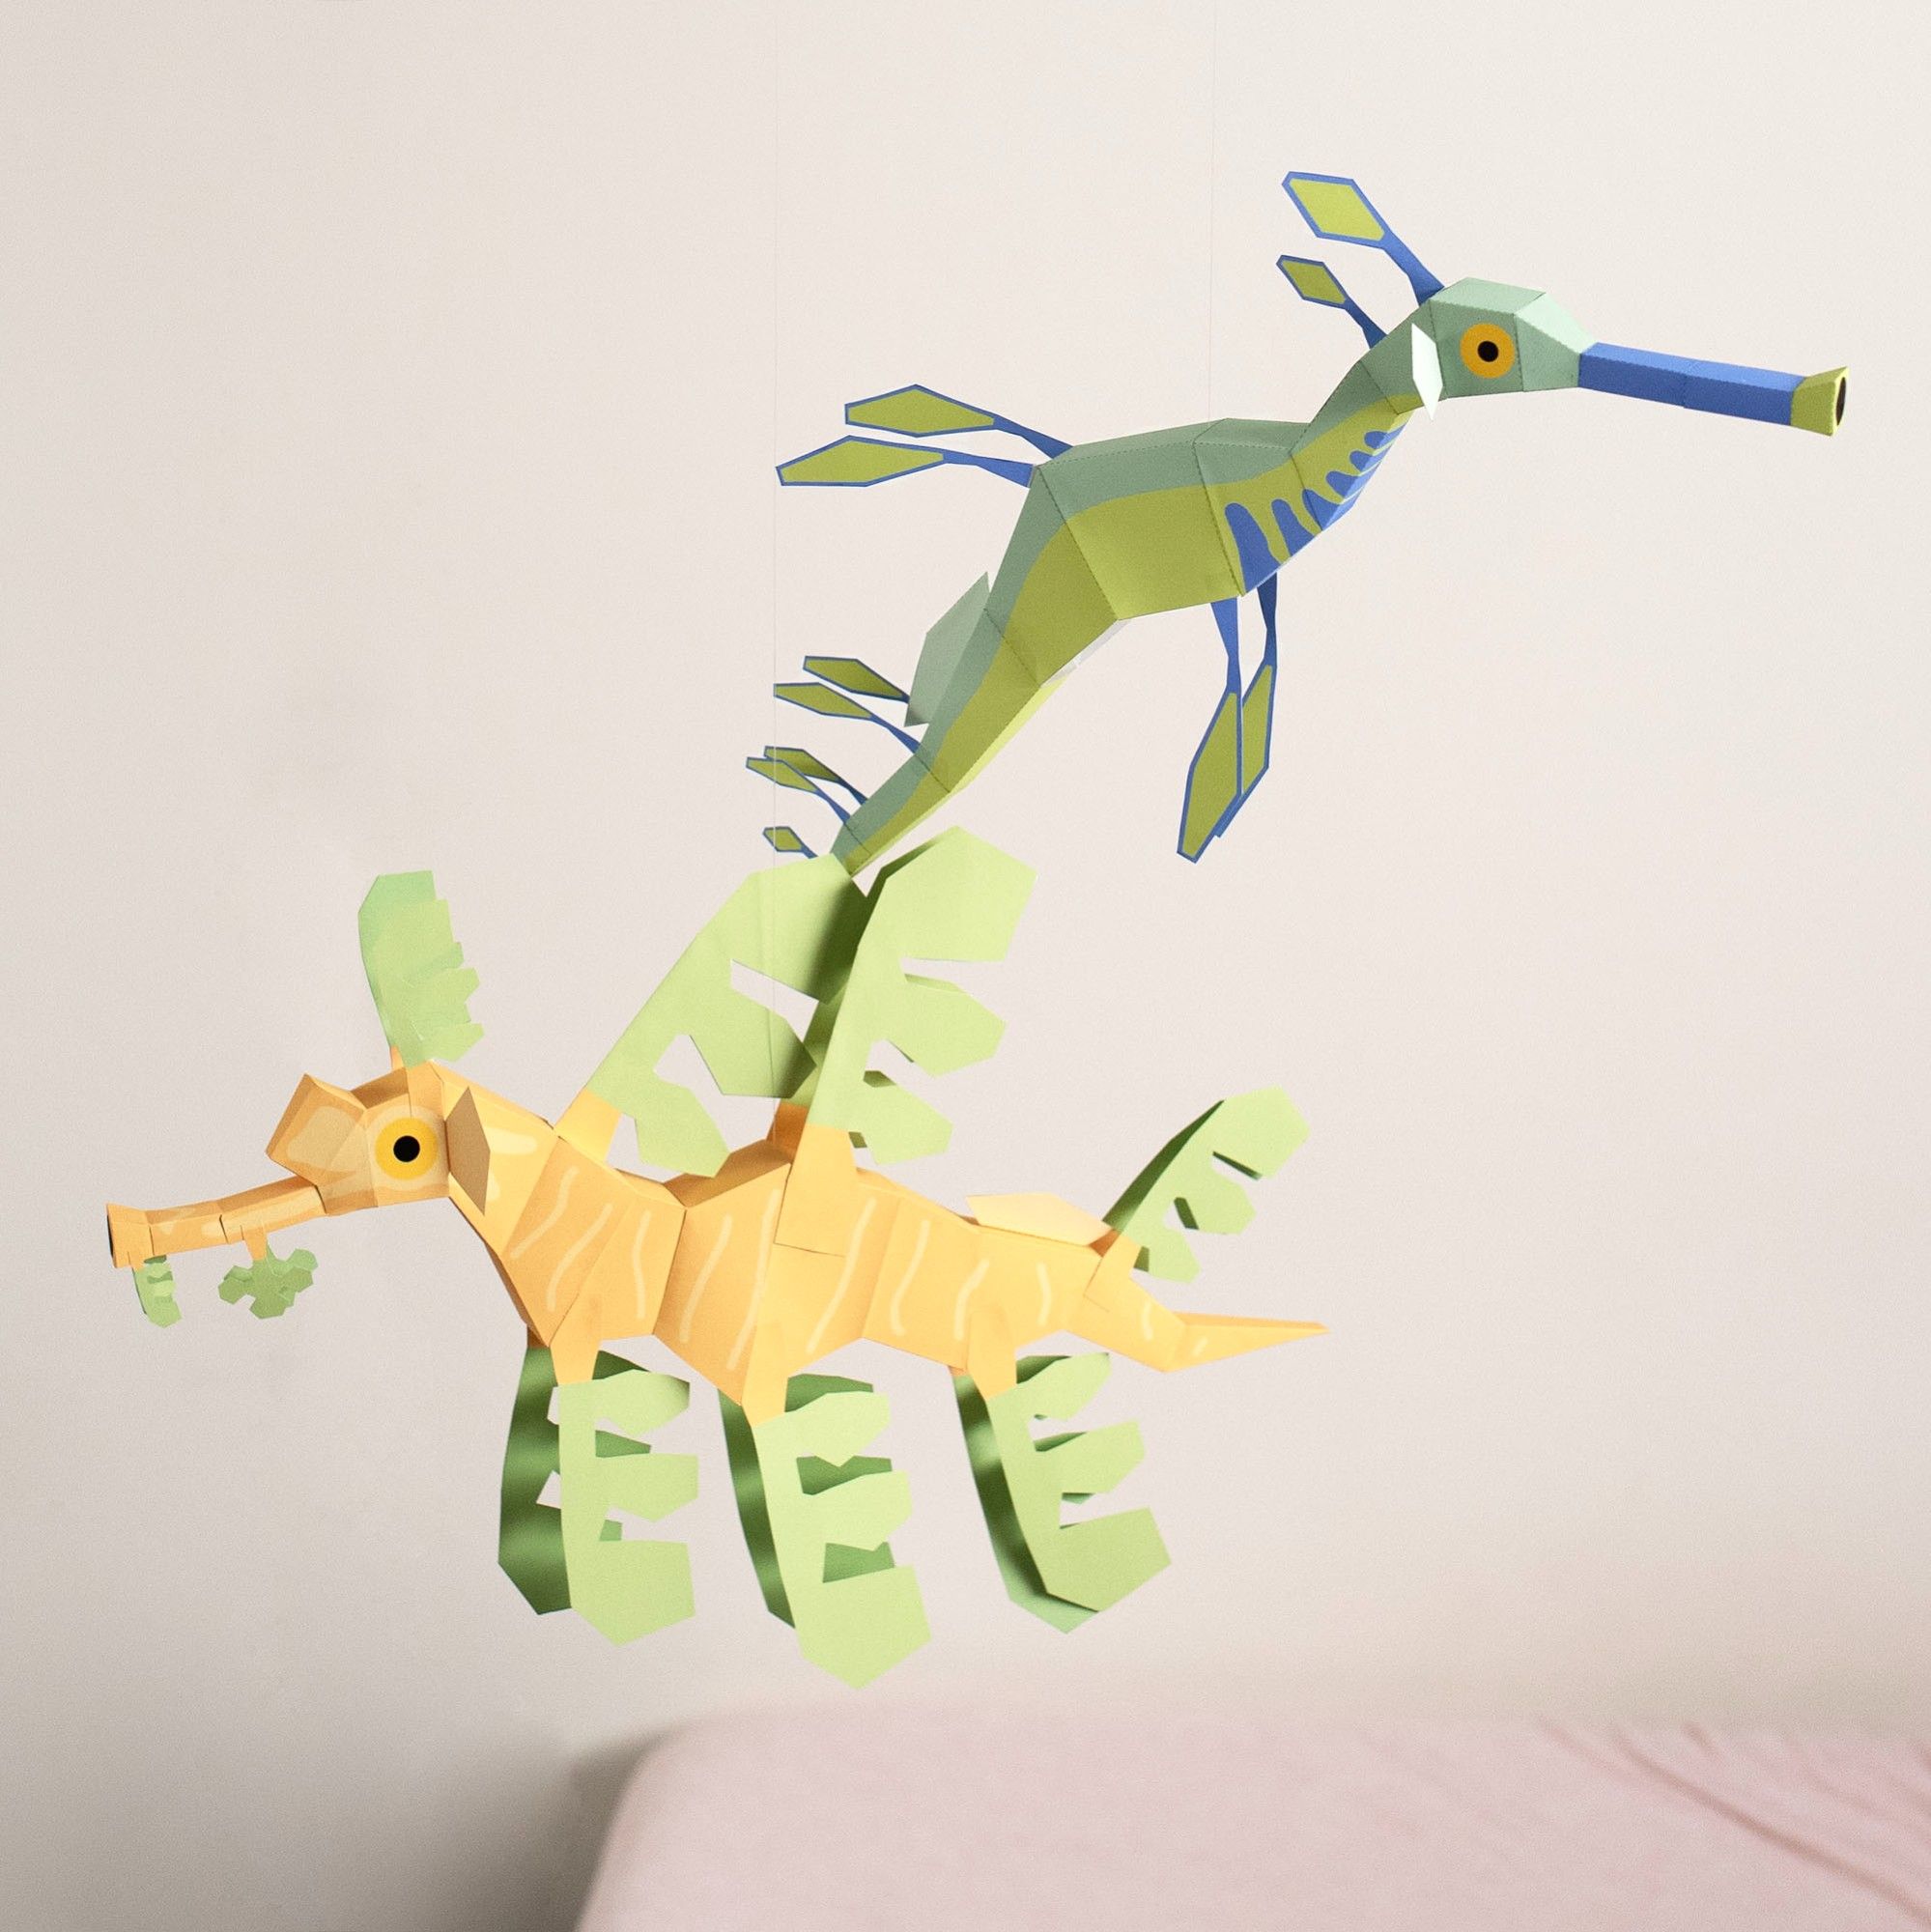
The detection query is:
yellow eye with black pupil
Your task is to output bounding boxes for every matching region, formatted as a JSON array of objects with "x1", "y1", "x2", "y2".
[
  {"x1": 377, "y1": 1119, "x2": 438, "y2": 1179},
  {"x1": 1460, "y1": 323, "x2": 1515, "y2": 377}
]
